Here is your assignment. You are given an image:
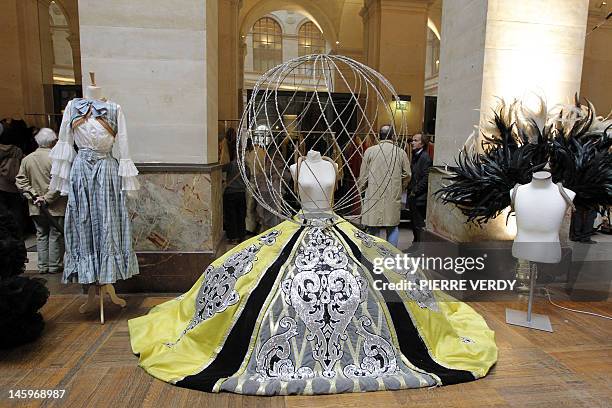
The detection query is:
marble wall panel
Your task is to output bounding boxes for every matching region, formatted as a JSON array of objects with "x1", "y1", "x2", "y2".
[{"x1": 128, "y1": 170, "x2": 219, "y2": 252}]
